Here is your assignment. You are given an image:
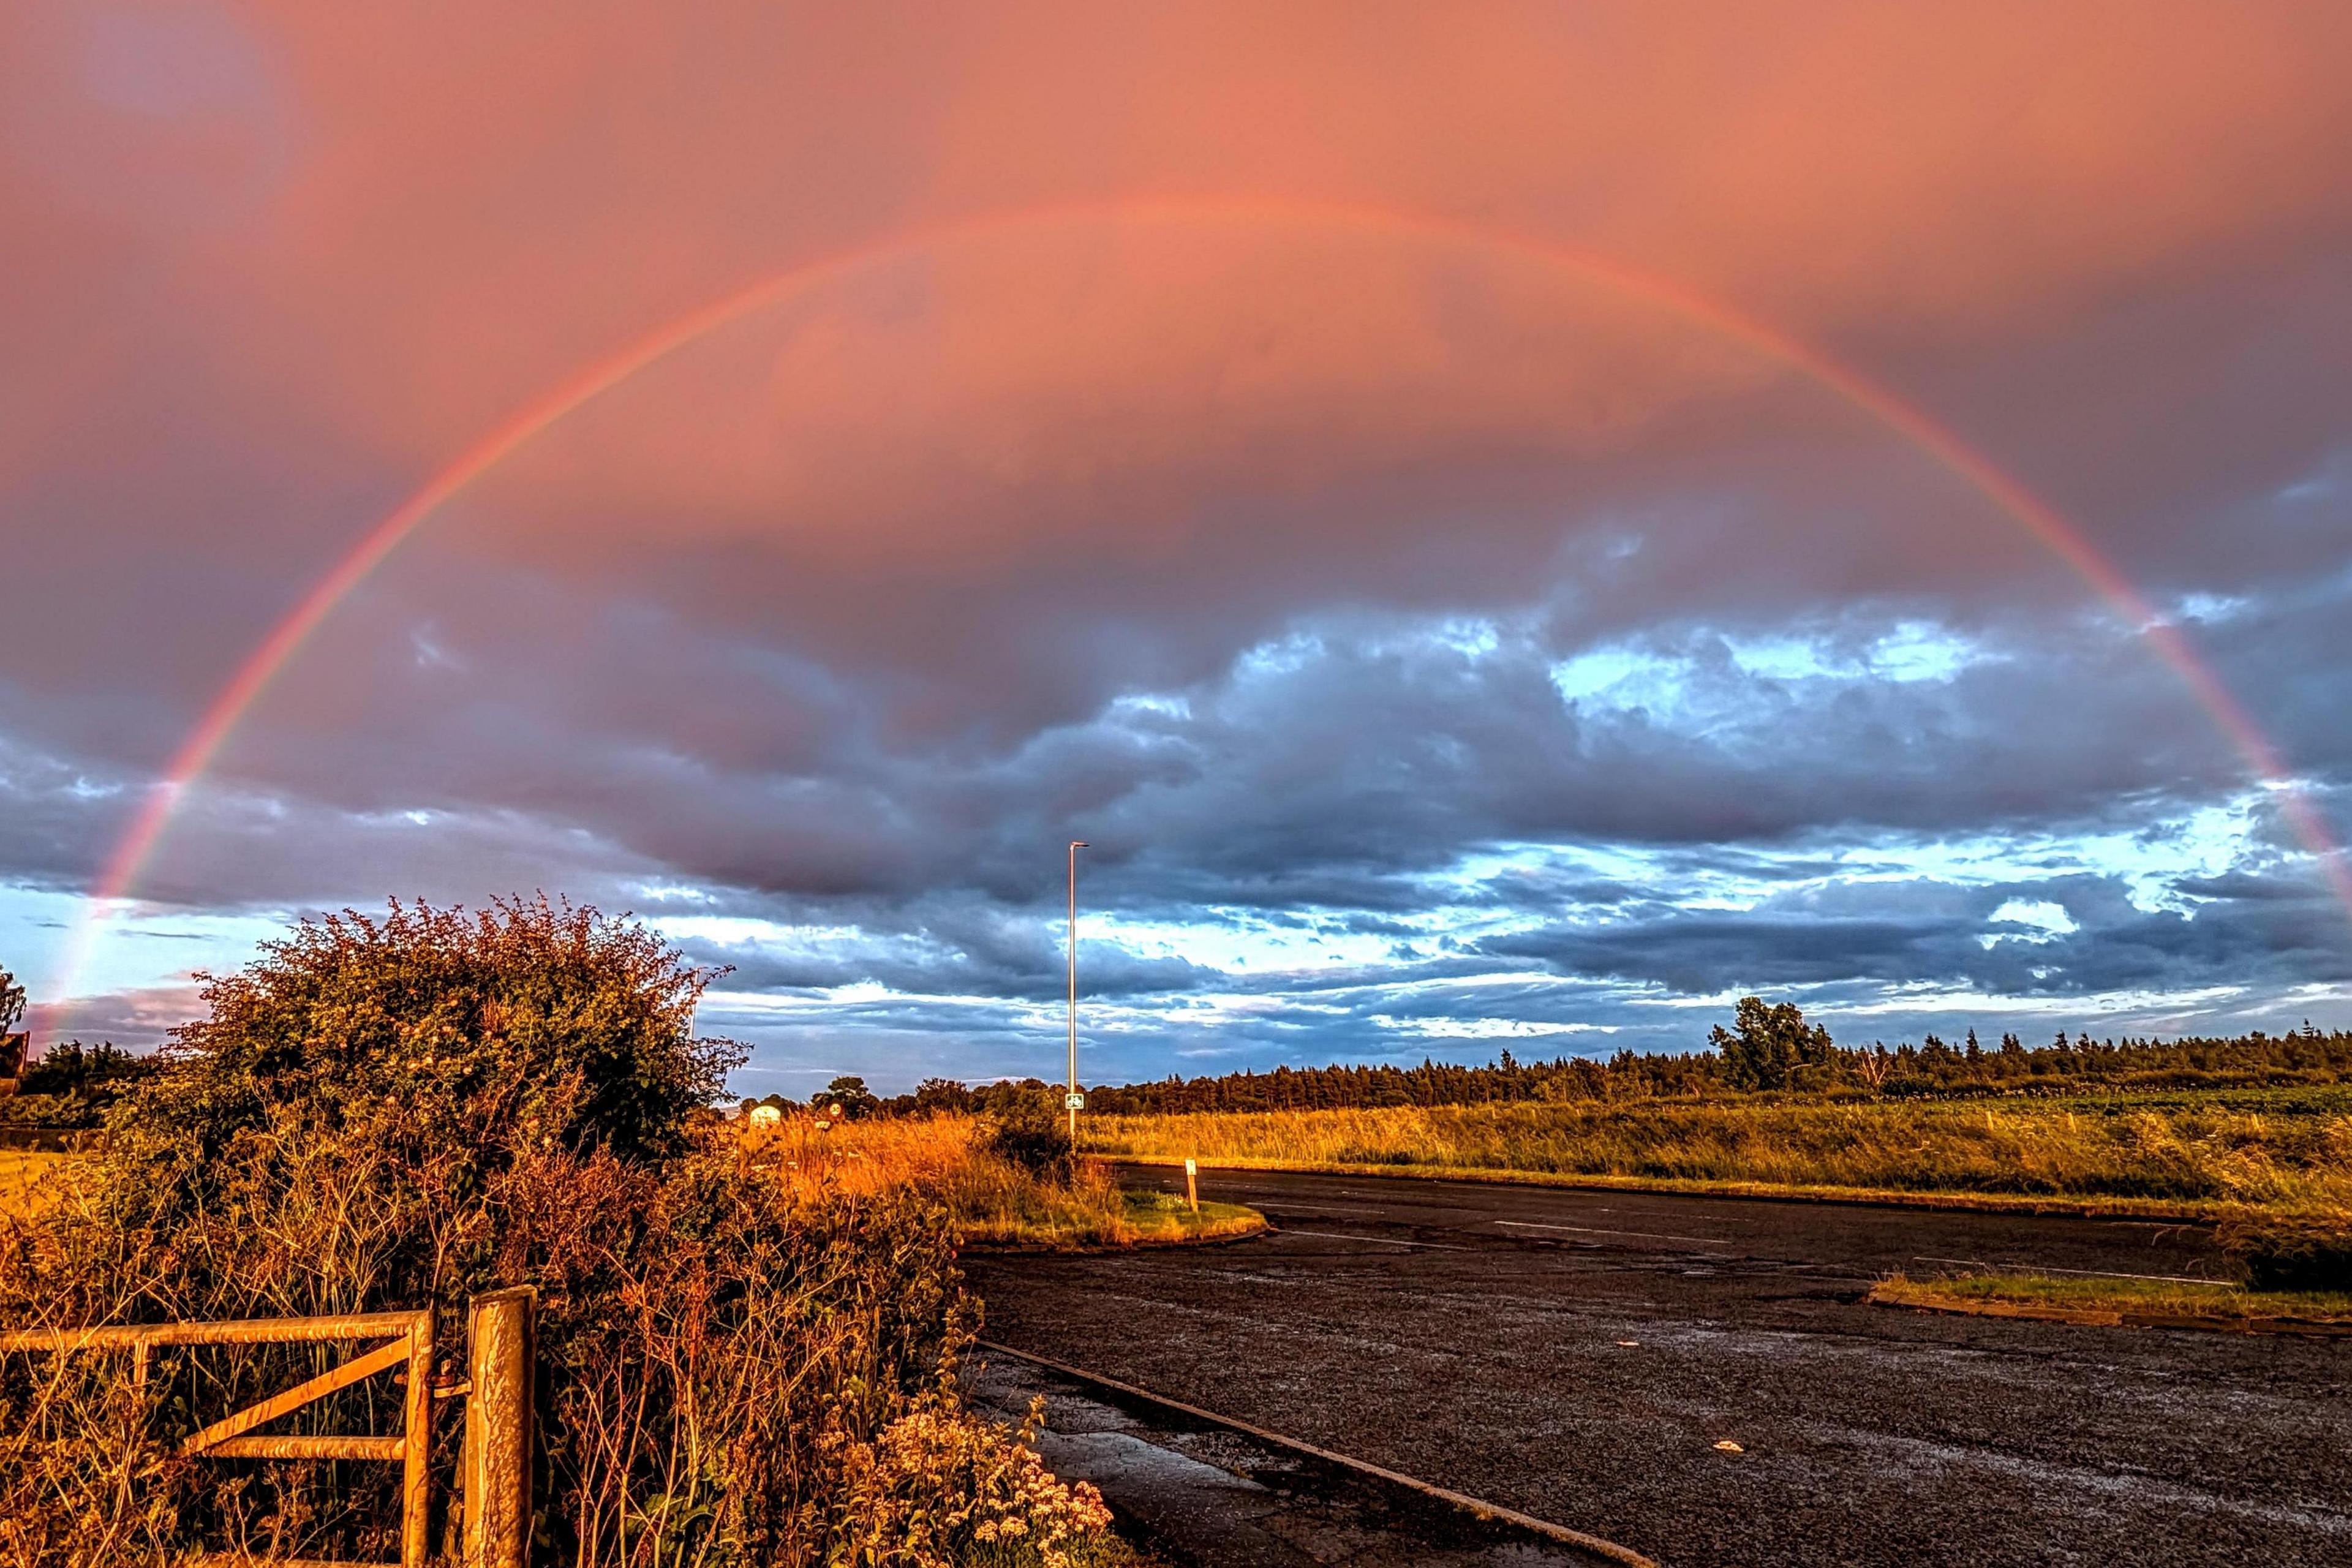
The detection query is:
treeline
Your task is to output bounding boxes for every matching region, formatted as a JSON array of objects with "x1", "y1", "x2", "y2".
[
  {"x1": 1081, "y1": 1015, "x2": 2352, "y2": 1115},
  {"x1": 0, "y1": 1041, "x2": 160, "y2": 1129},
  {"x1": 741, "y1": 1073, "x2": 1071, "y2": 1125}
]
